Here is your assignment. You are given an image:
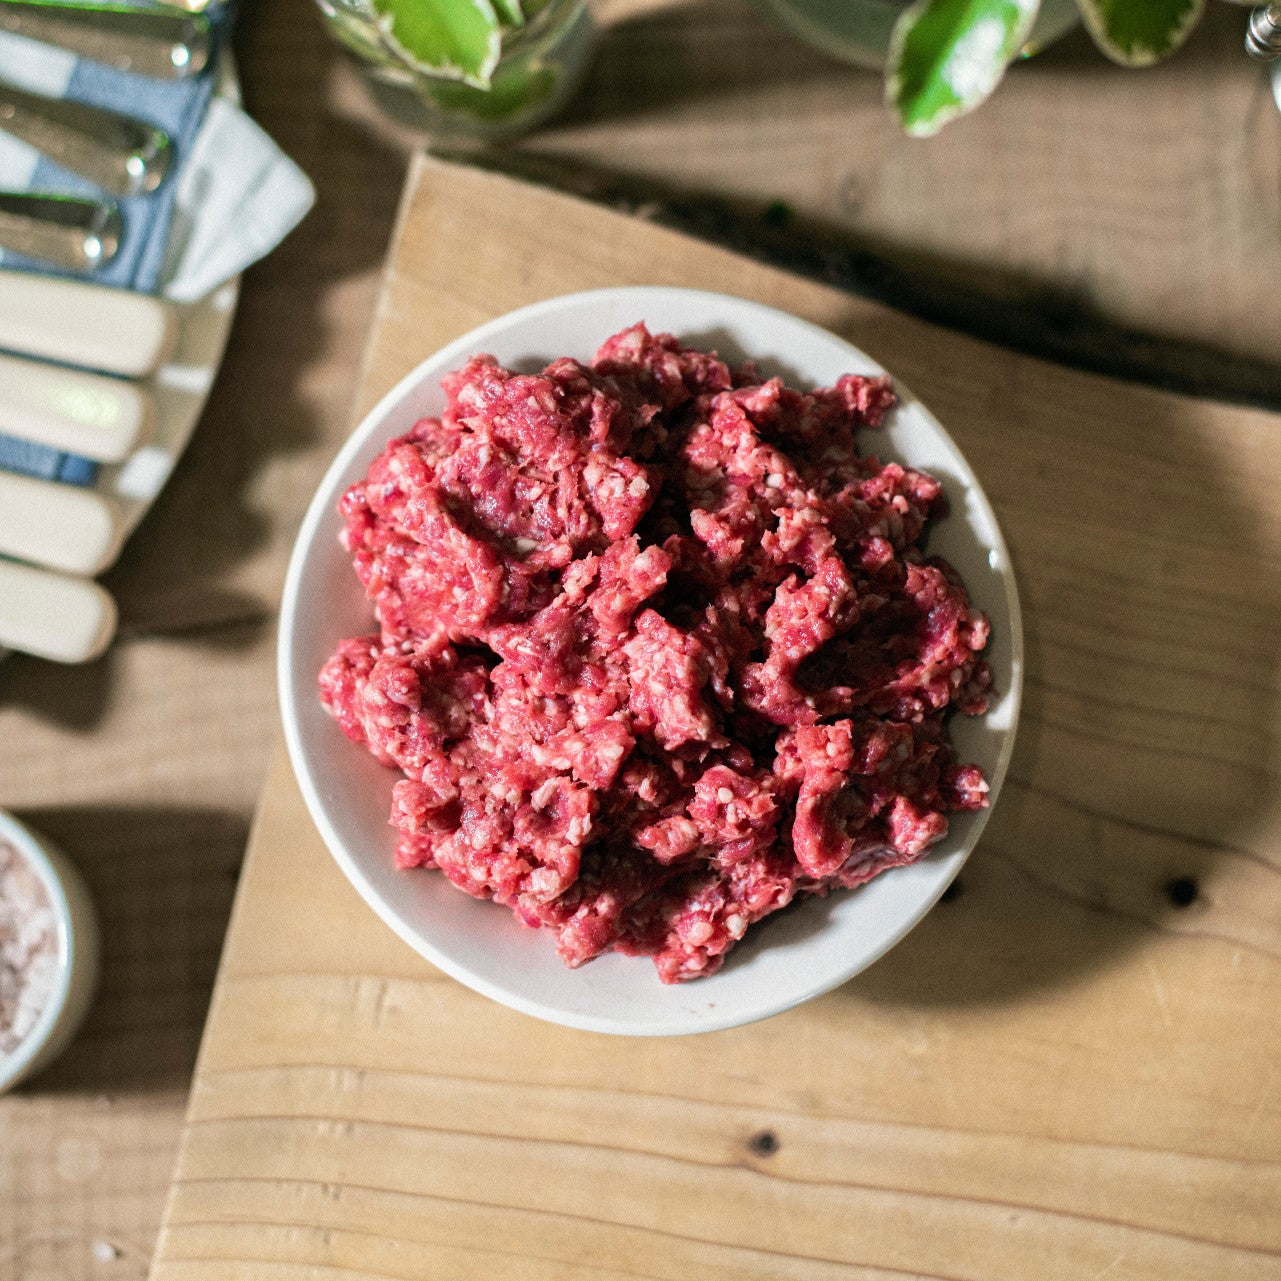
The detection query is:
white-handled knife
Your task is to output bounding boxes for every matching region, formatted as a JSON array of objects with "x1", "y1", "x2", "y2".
[
  {"x1": 0, "y1": 350, "x2": 149, "y2": 461},
  {"x1": 0, "y1": 471, "x2": 124, "y2": 574},
  {"x1": 0, "y1": 558, "x2": 116, "y2": 662},
  {"x1": 0, "y1": 269, "x2": 177, "y2": 375}
]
